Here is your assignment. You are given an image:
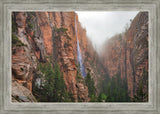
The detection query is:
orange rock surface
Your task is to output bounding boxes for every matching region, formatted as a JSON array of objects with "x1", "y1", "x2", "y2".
[
  {"x1": 12, "y1": 12, "x2": 89, "y2": 102},
  {"x1": 100, "y1": 12, "x2": 148, "y2": 99}
]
